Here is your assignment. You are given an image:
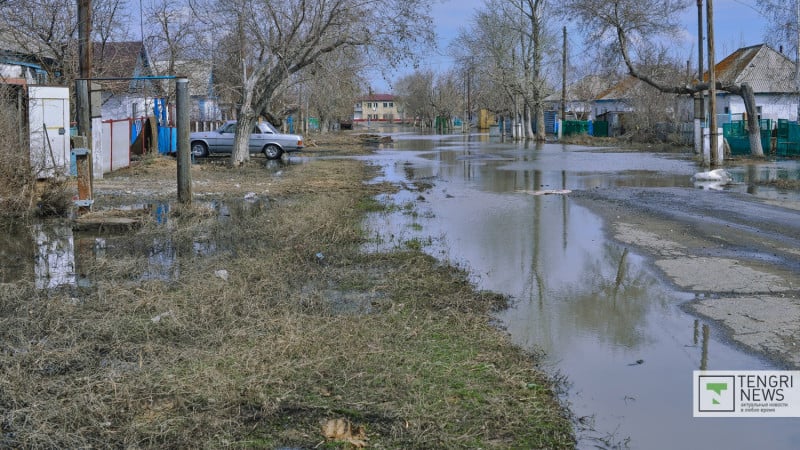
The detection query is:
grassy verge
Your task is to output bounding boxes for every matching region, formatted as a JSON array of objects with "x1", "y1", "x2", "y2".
[{"x1": 0, "y1": 135, "x2": 574, "y2": 448}]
